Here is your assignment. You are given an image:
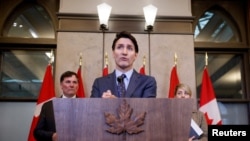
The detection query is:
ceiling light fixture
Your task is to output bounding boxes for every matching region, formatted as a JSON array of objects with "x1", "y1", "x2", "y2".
[
  {"x1": 97, "y1": 3, "x2": 112, "y2": 31},
  {"x1": 143, "y1": 4, "x2": 158, "y2": 31}
]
